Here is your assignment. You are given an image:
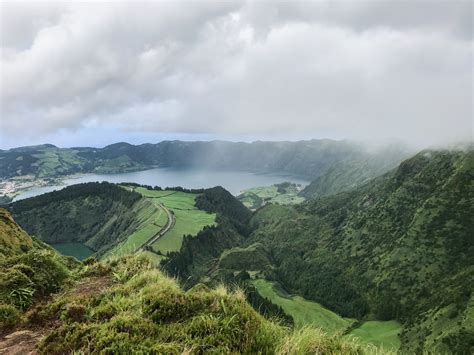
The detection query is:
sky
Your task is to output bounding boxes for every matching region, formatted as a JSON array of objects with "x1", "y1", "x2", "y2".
[{"x1": 0, "y1": 0, "x2": 472, "y2": 149}]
